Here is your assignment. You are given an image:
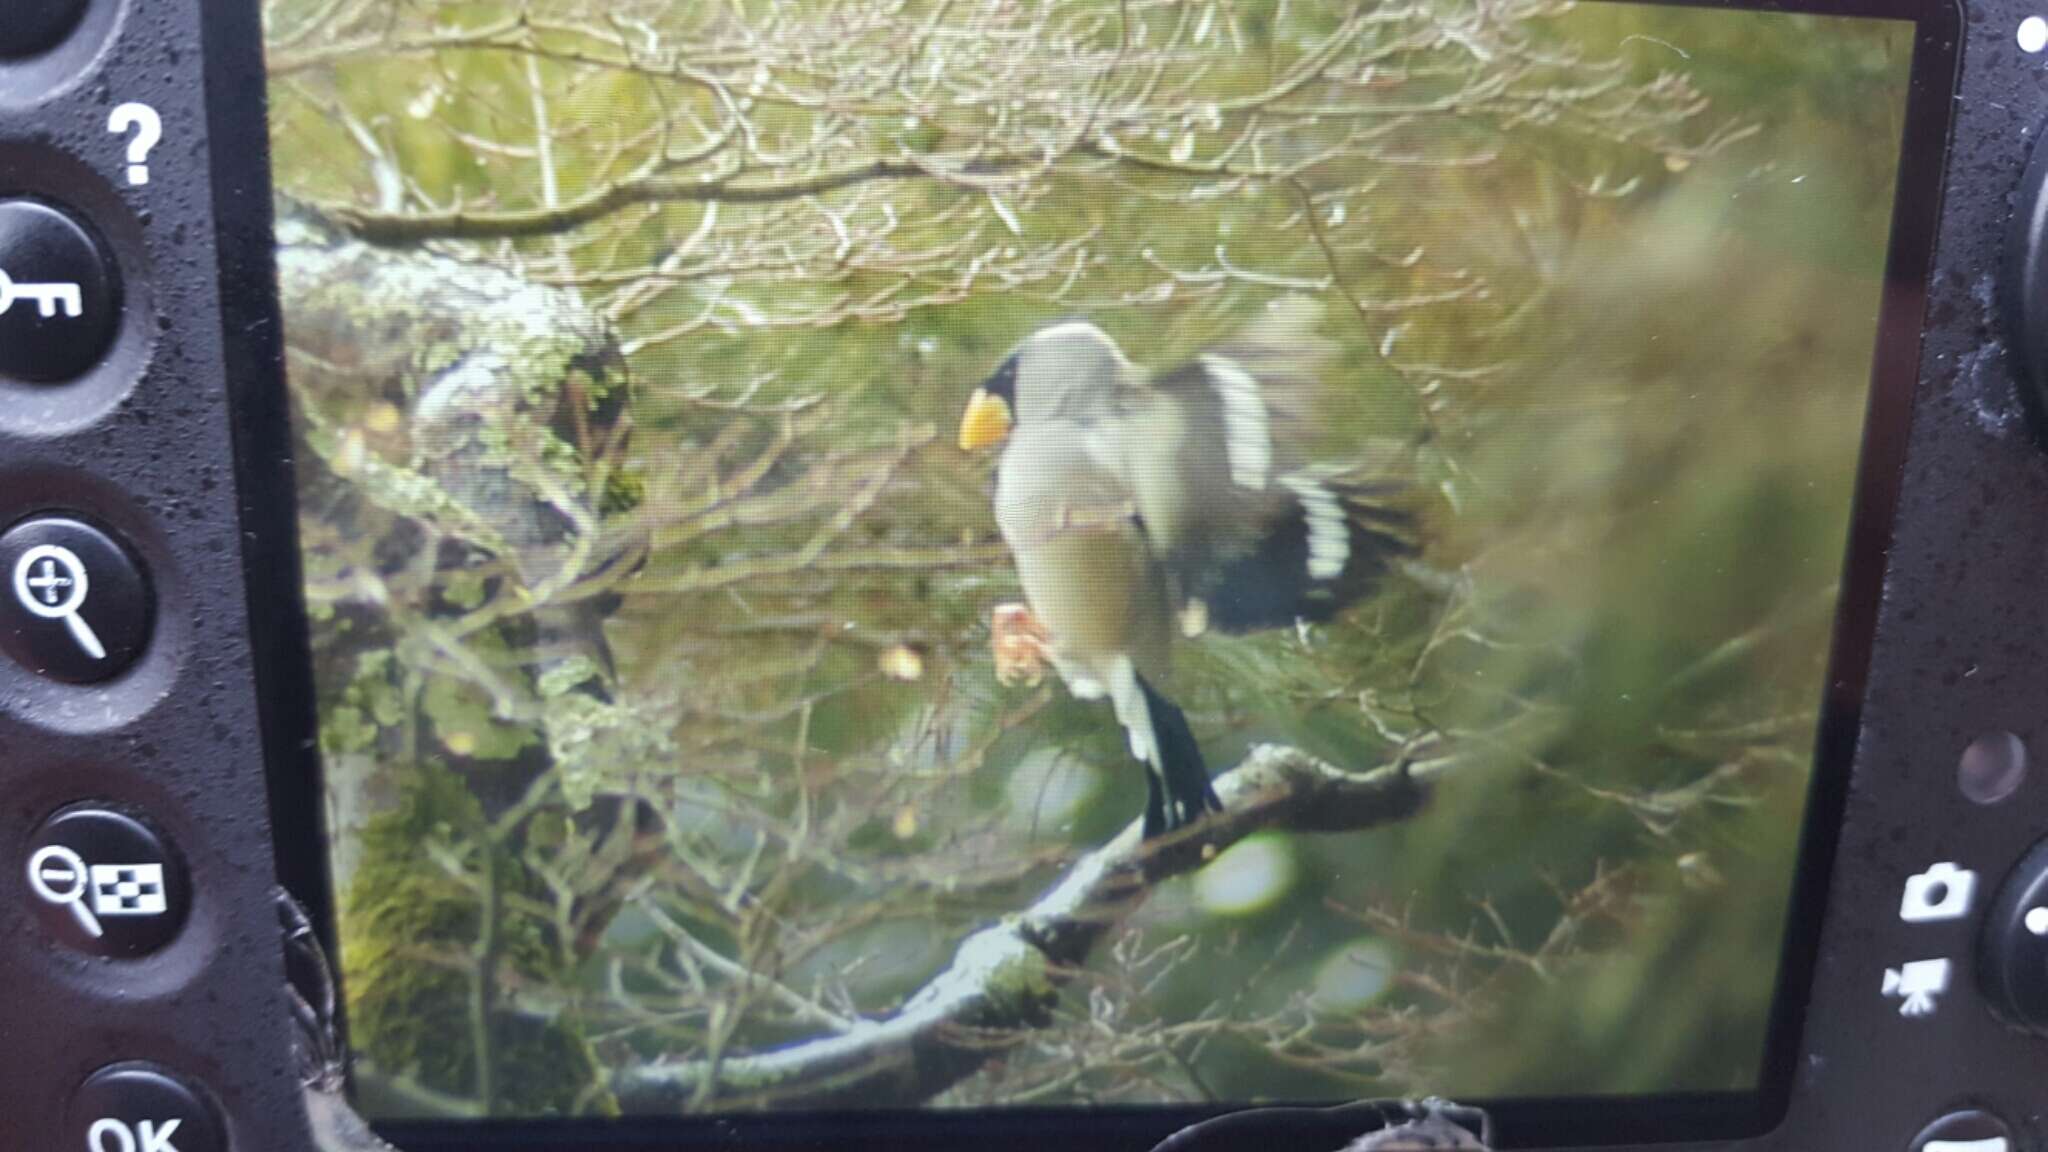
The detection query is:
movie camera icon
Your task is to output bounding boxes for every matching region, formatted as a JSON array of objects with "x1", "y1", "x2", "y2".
[{"x1": 1881, "y1": 958, "x2": 1952, "y2": 1018}]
